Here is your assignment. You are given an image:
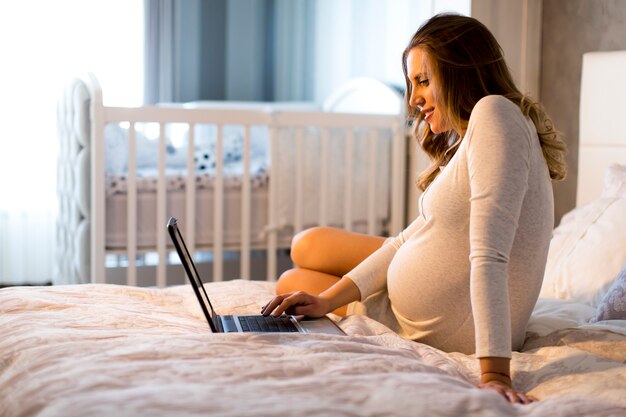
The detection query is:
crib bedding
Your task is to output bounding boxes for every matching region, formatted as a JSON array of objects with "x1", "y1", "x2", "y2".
[
  {"x1": 103, "y1": 124, "x2": 392, "y2": 251},
  {"x1": 105, "y1": 169, "x2": 274, "y2": 249},
  {"x1": 1, "y1": 280, "x2": 625, "y2": 417},
  {"x1": 106, "y1": 193, "x2": 381, "y2": 251},
  {"x1": 104, "y1": 169, "x2": 385, "y2": 250}
]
